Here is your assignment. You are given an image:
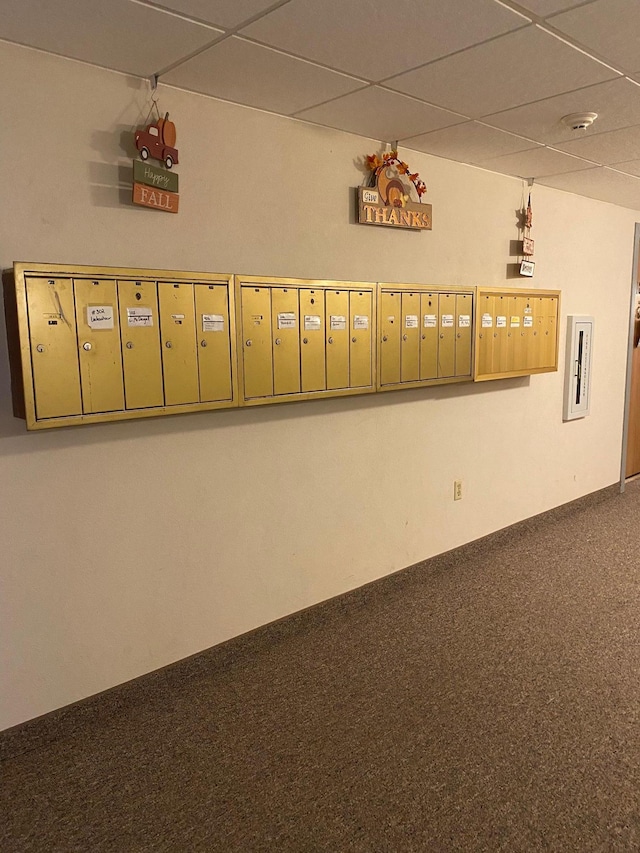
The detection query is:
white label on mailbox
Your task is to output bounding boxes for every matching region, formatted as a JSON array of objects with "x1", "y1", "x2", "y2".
[
  {"x1": 441, "y1": 314, "x2": 454, "y2": 328},
  {"x1": 362, "y1": 189, "x2": 379, "y2": 204},
  {"x1": 405, "y1": 315, "x2": 419, "y2": 329},
  {"x1": 523, "y1": 316, "x2": 534, "y2": 328},
  {"x1": 330, "y1": 315, "x2": 346, "y2": 330},
  {"x1": 87, "y1": 305, "x2": 114, "y2": 330},
  {"x1": 278, "y1": 312, "x2": 296, "y2": 330},
  {"x1": 172, "y1": 313, "x2": 185, "y2": 325},
  {"x1": 127, "y1": 307, "x2": 153, "y2": 327},
  {"x1": 458, "y1": 315, "x2": 471, "y2": 328},
  {"x1": 353, "y1": 315, "x2": 369, "y2": 330},
  {"x1": 496, "y1": 316, "x2": 507, "y2": 328},
  {"x1": 203, "y1": 313, "x2": 224, "y2": 332},
  {"x1": 481, "y1": 313, "x2": 493, "y2": 328},
  {"x1": 524, "y1": 306, "x2": 533, "y2": 315},
  {"x1": 304, "y1": 315, "x2": 322, "y2": 331},
  {"x1": 424, "y1": 314, "x2": 437, "y2": 328},
  {"x1": 511, "y1": 316, "x2": 521, "y2": 327}
]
